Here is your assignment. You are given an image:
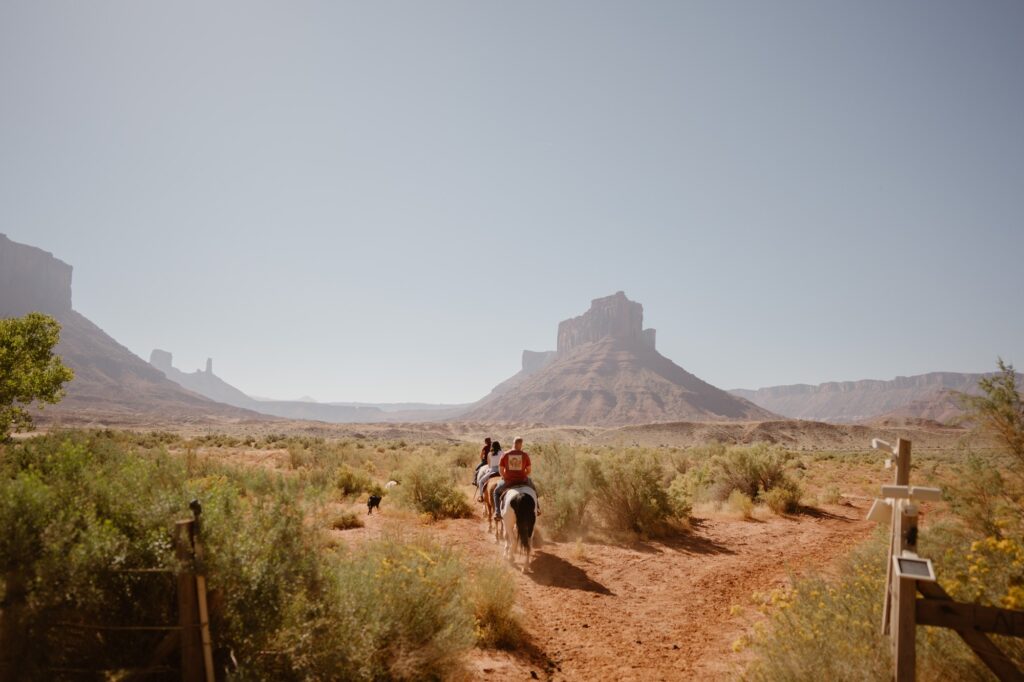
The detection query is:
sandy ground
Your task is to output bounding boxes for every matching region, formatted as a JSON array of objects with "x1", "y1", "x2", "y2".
[{"x1": 337, "y1": 491, "x2": 874, "y2": 681}]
